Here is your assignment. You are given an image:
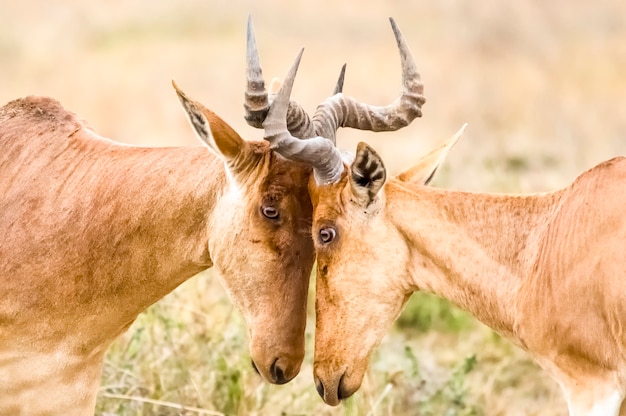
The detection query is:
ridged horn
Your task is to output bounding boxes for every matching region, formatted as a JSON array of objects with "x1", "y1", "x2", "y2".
[
  {"x1": 263, "y1": 50, "x2": 345, "y2": 184},
  {"x1": 310, "y1": 17, "x2": 426, "y2": 144}
]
